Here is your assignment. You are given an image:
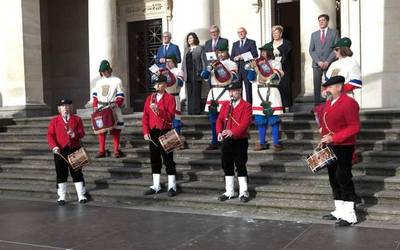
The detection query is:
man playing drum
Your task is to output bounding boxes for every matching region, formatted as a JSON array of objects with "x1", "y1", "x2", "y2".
[
  {"x1": 216, "y1": 80, "x2": 253, "y2": 203},
  {"x1": 319, "y1": 76, "x2": 360, "y2": 227},
  {"x1": 47, "y1": 98, "x2": 88, "y2": 205},
  {"x1": 142, "y1": 75, "x2": 178, "y2": 197},
  {"x1": 201, "y1": 41, "x2": 238, "y2": 150},
  {"x1": 92, "y1": 60, "x2": 125, "y2": 158}
]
